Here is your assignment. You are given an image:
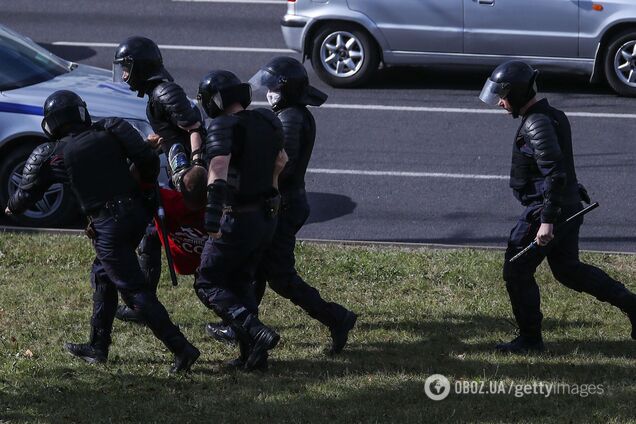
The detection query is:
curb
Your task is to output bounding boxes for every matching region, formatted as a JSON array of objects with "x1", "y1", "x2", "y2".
[{"x1": 2, "y1": 225, "x2": 634, "y2": 256}]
